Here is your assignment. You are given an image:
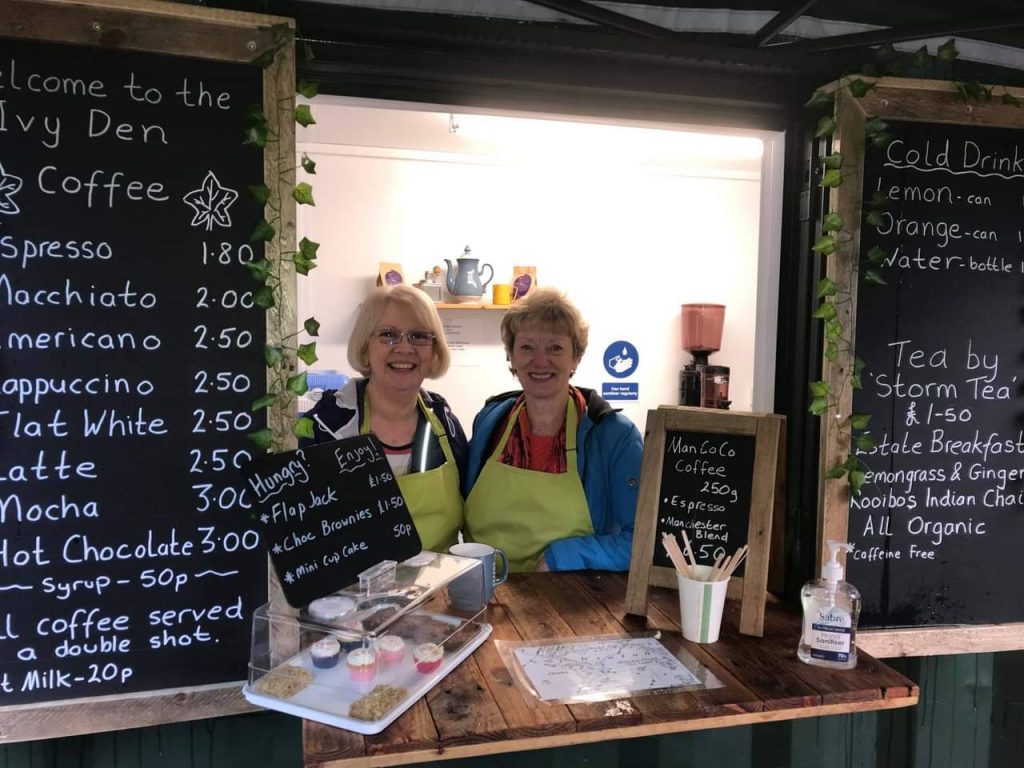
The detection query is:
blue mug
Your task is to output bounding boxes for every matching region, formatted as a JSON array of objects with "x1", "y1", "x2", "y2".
[{"x1": 448, "y1": 543, "x2": 509, "y2": 612}]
